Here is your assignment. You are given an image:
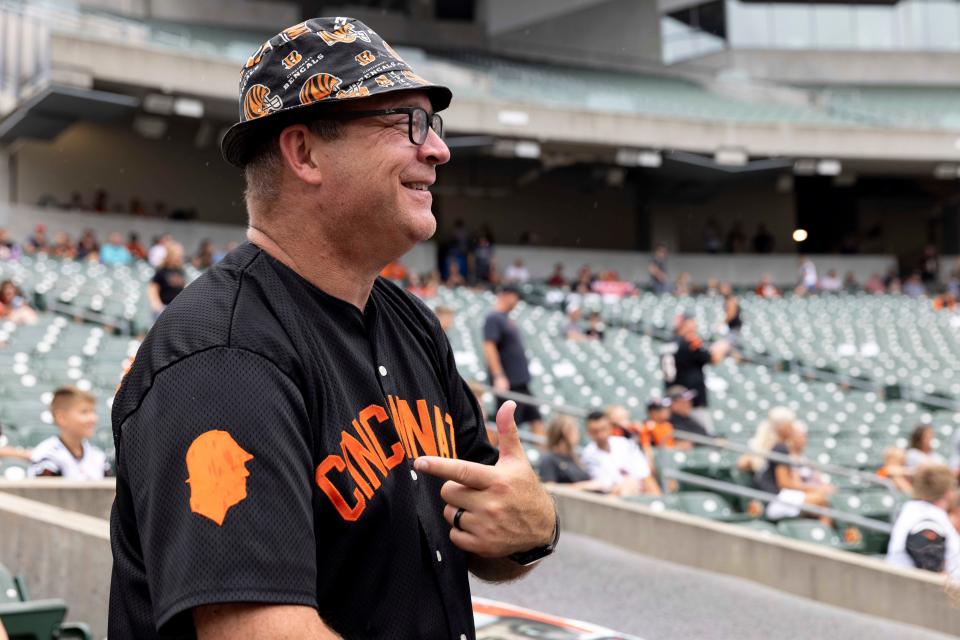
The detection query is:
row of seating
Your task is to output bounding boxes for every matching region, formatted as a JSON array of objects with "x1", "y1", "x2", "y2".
[{"x1": 0, "y1": 562, "x2": 92, "y2": 639}]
